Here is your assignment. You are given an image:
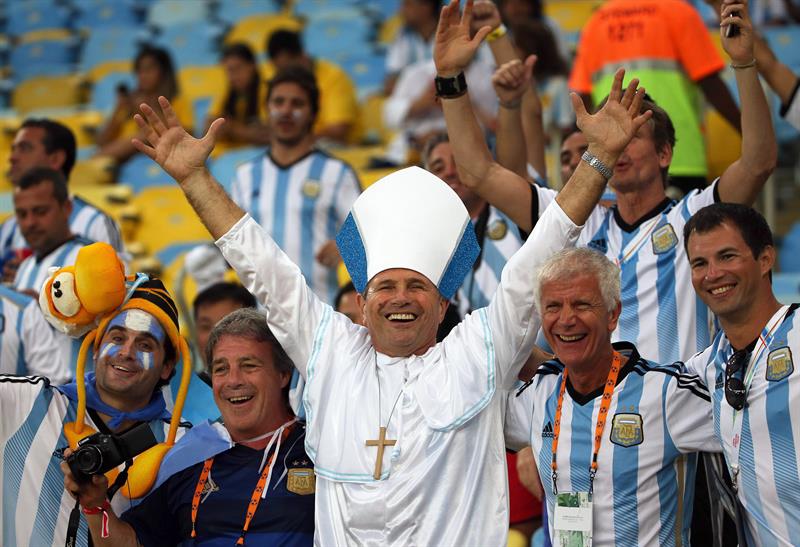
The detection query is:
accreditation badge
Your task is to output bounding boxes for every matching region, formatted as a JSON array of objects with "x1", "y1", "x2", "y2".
[
  {"x1": 553, "y1": 491, "x2": 593, "y2": 546},
  {"x1": 766, "y1": 347, "x2": 794, "y2": 382},
  {"x1": 302, "y1": 180, "x2": 321, "y2": 199},
  {"x1": 651, "y1": 223, "x2": 678, "y2": 254},
  {"x1": 287, "y1": 468, "x2": 316, "y2": 495}
]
